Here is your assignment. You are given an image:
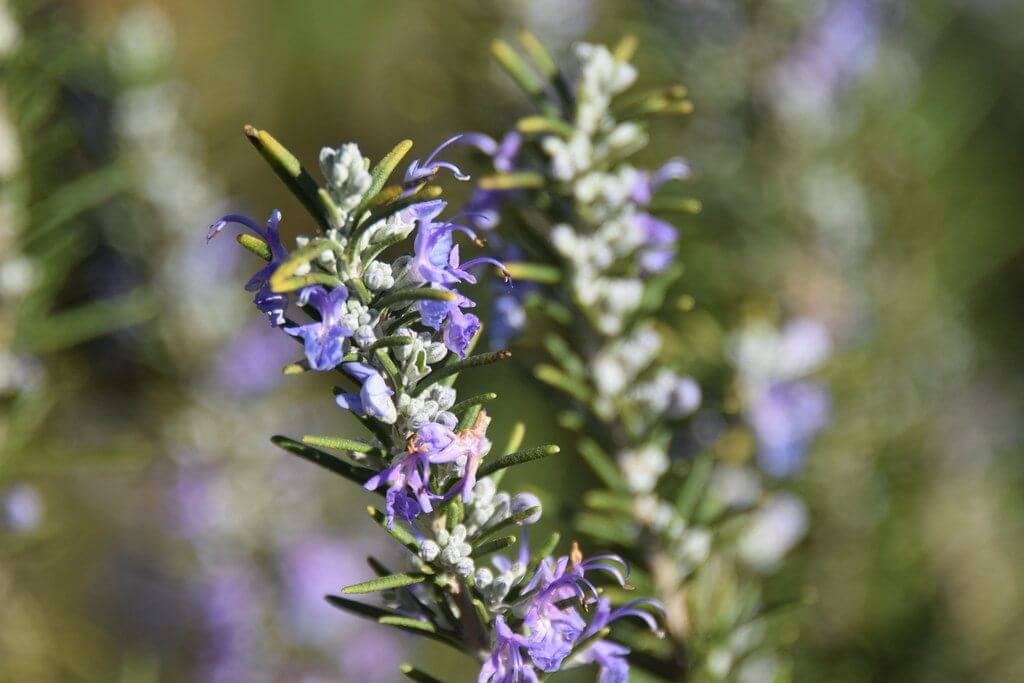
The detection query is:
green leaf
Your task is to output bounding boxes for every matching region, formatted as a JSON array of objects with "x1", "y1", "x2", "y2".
[
  {"x1": 326, "y1": 597, "x2": 462, "y2": 652},
  {"x1": 18, "y1": 289, "x2": 157, "y2": 354},
  {"x1": 517, "y1": 29, "x2": 574, "y2": 109},
  {"x1": 474, "y1": 506, "x2": 539, "y2": 545},
  {"x1": 503, "y1": 422, "x2": 526, "y2": 455},
  {"x1": 326, "y1": 595, "x2": 400, "y2": 621},
  {"x1": 236, "y1": 233, "x2": 271, "y2": 261},
  {"x1": 584, "y1": 490, "x2": 634, "y2": 516},
  {"x1": 675, "y1": 453, "x2": 713, "y2": 521},
  {"x1": 542, "y1": 334, "x2": 586, "y2": 378},
  {"x1": 271, "y1": 436, "x2": 374, "y2": 486},
  {"x1": 443, "y1": 496, "x2": 465, "y2": 529},
  {"x1": 472, "y1": 598, "x2": 491, "y2": 626},
  {"x1": 534, "y1": 364, "x2": 590, "y2": 402},
  {"x1": 400, "y1": 664, "x2": 445, "y2": 683},
  {"x1": 471, "y1": 535, "x2": 517, "y2": 559},
  {"x1": 505, "y1": 261, "x2": 562, "y2": 284},
  {"x1": 528, "y1": 532, "x2": 560, "y2": 575},
  {"x1": 301, "y1": 435, "x2": 379, "y2": 454},
  {"x1": 368, "y1": 335, "x2": 415, "y2": 352},
  {"x1": 456, "y1": 404, "x2": 483, "y2": 432},
  {"x1": 647, "y1": 197, "x2": 702, "y2": 214},
  {"x1": 351, "y1": 184, "x2": 443, "y2": 248},
  {"x1": 578, "y1": 438, "x2": 626, "y2": 492},
  {"x1": 517, "y1": 116, "x2": 575, "y2": 137},
  {"x1": 367, "y1": 506, "x2": 422, "y2": 554},
  {"x1": 269, "y1": 239, "x2": 343, "y2": 293},
  {"x1": 478, "y1": 444, "x2": 560, "y2": 478},
  {"x1": 516, "y1": 30, "x2": 557, "y2": 78},
  {"x1": 451, "y1": 392, "x2": 498, "y2": 416},
  {"x1": 425, "y1": 350, "x2": 512, "y2": 385},
  {"x1": 613, "y1": 33, "x2": 639, "y2": 62},
  {"x1": 491, "y1": 39, "x2": 544, "y2": 95},
  {"x1": 244, "y1": 125, "x2": 335, "y2": 231},
  {"x1": 374, "y1": 286, "x2": 456, "y2": 311},
  {"x1": 576, "y1": 512, "x2": 637, "y2": 546},
  {"x1": 491, "y1": 421, "x2": 526, "y2": 487},
  {"x1": 360, "y1": 230, "x2": 411, "y2": 267},
  {"x1": 378, "y1": 616, "x2": 436, "y2": 633},
  {"x1": 478, "y1": 172, "x2": 546, "y2": 191},
  {"x1": 23, "y1": 164, "x2": 130, "y2": 250},
  {"x1": 341, "y1": 572, "x2": 427, "y2": 595},
  {"x1": 367, "y1": 139, "x2": 413, "y2": 200}
]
